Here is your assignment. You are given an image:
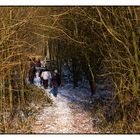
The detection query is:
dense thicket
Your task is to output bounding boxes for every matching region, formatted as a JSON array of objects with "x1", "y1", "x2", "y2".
[{"x1": 0, "y1": 7, "x2": 139, "y2": 133}]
